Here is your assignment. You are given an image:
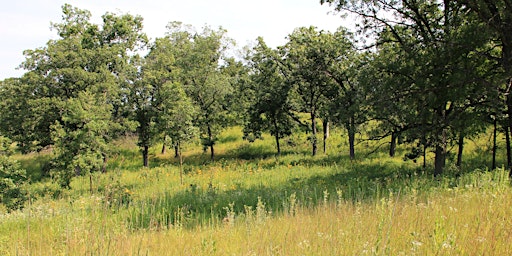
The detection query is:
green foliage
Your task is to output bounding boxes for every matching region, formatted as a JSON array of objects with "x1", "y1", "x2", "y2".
[
  {"x1": 167, "y1": 24, "x2": 236, "y2": 160},
  {"x1": 50, "y1": 91, "x2": 117, "y2": 187},
  {"x1": 0, "y1": 155, "x2": 27, "y2": 211},
  {"x1": 243, "y1": 37, "x2": 296, "y2": 154},
  {"x1": 3, "y1": 4, "x2": 146, "y2": 186}
]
